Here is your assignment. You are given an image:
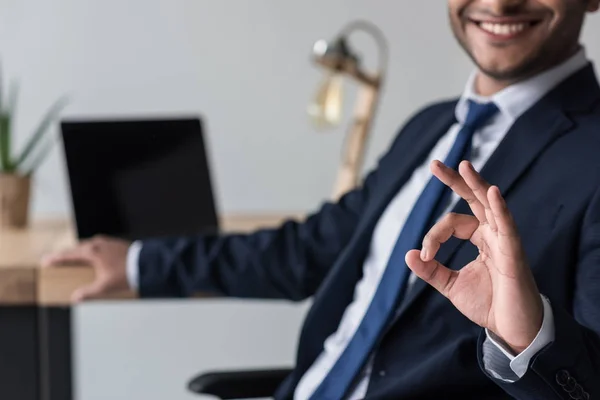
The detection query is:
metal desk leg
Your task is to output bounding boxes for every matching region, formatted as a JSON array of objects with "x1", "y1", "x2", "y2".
[
  {"x1": 39, "y1": 307, "x2": 73, "y2": 400},
  {"x1": 0, "y1": 306, "x2": 40, "y2": 400}
]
